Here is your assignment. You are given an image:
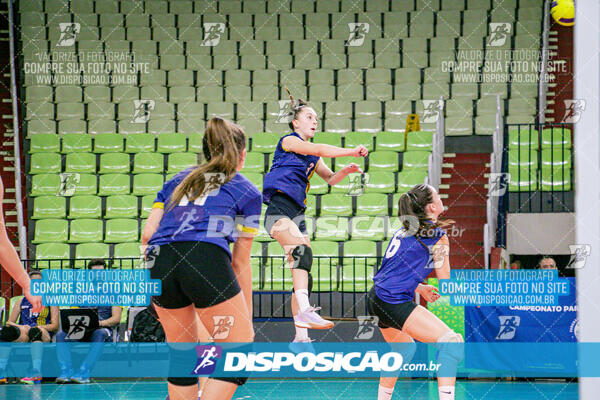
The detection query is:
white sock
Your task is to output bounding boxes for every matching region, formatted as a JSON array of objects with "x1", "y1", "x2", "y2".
[
  {"x1": 294, "y1": 327, "x2": 309, "y2": 341},
  {"x1": 438, "y1": 385, "x2": 455, "y2": 400},
  {"x1": 377, "y1": 385, "x2": 394, "y2": 400},
  {"x1": 295, "y1": 289, "x2": 310, "y2": 312},
  {"x1": 197, "y1": 389, "x2": 202, "y2": 398}
]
